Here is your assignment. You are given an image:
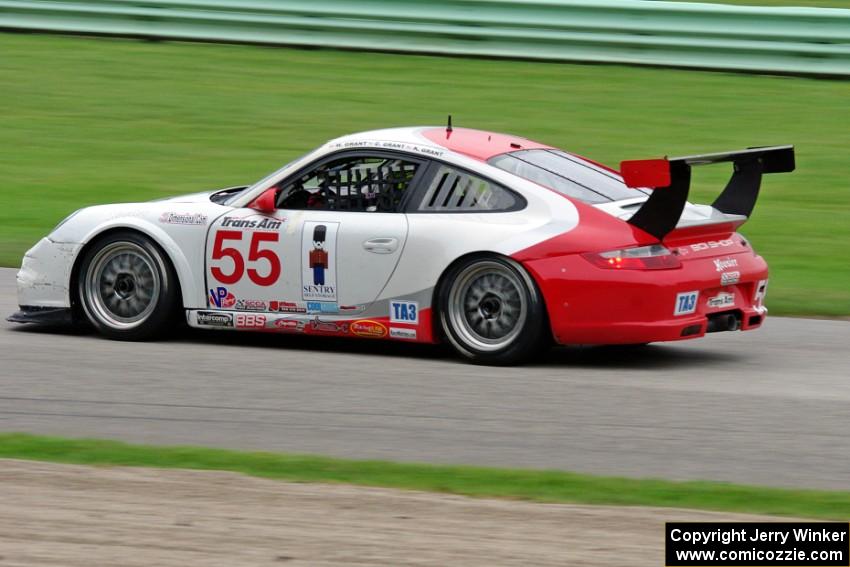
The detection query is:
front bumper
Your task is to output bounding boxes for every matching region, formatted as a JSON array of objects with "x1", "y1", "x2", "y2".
[
  {"x1": 7, "y1": 306, "x2": 74, "y2": 325},
  {"x1": 16, "y1": 238, "x2": 81, "y2": 309},
  {"x1": 526, "y1": 251, "x2": 769, "y2": 345}
]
